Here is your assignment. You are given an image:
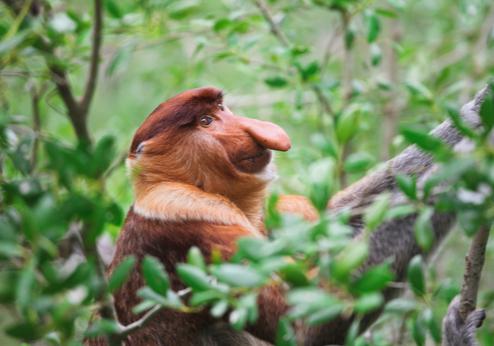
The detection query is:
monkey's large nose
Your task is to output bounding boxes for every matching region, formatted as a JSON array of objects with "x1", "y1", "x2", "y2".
[{"x1": 239, "y1": 117, "x2": 291, "y2": 151}]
